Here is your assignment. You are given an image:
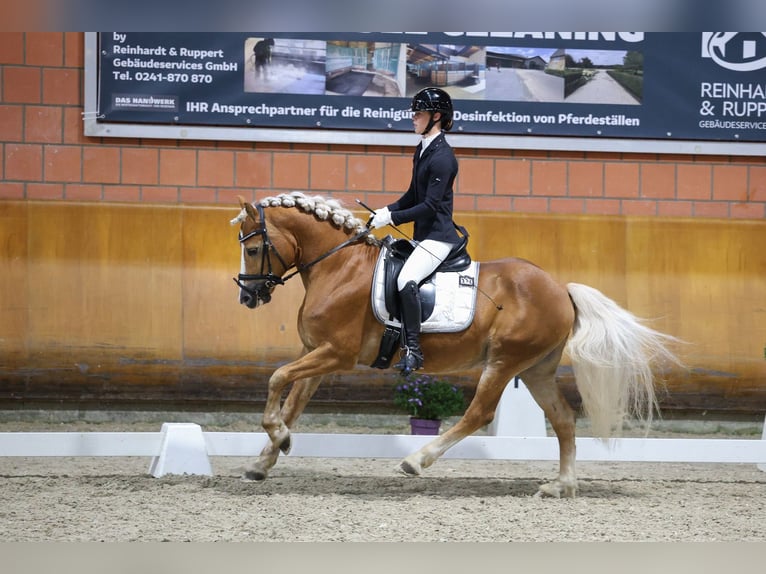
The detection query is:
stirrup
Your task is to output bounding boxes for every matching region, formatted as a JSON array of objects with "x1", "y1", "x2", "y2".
[{"x1": 393, "y1": 347, "x2": 423, "y2": 376}]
